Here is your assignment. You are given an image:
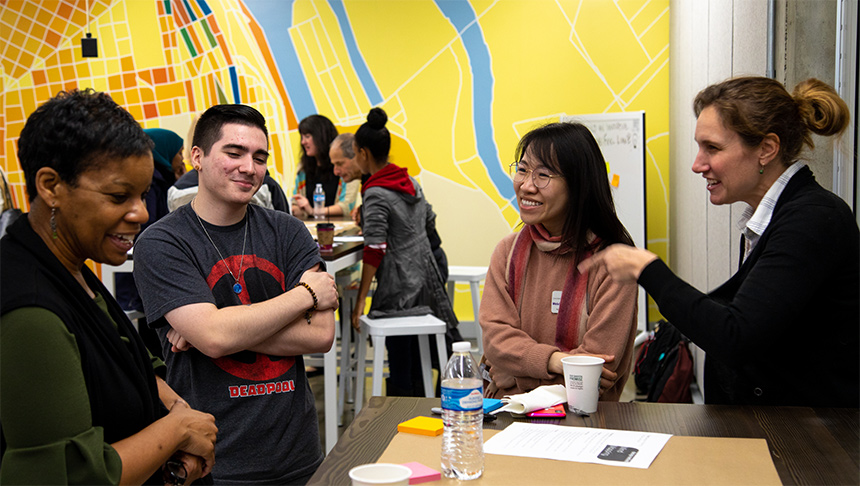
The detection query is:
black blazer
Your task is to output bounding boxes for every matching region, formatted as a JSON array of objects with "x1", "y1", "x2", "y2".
[{"x1": 640, "y1": 167, "x2": 859, "y2": 407}]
